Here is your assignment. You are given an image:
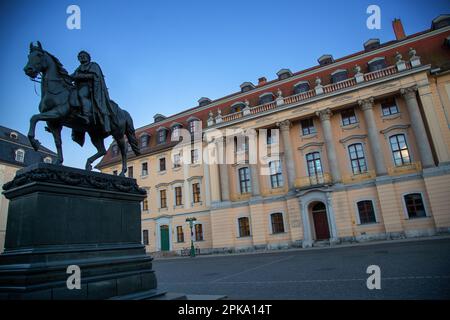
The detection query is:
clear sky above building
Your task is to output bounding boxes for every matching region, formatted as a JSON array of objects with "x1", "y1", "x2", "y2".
[{"x1": 0, "y1": 0, "x2": 448, "y2": 168}]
